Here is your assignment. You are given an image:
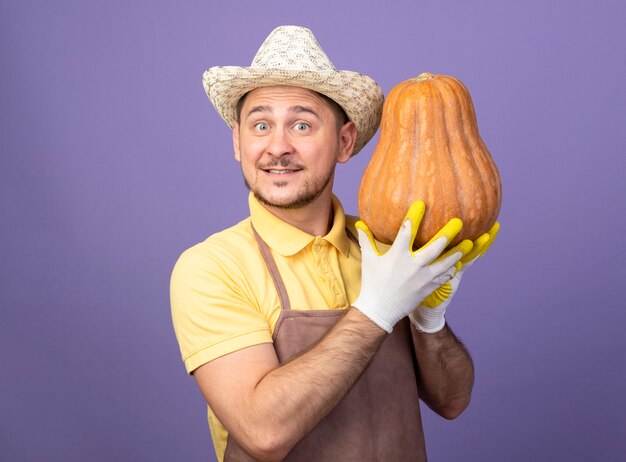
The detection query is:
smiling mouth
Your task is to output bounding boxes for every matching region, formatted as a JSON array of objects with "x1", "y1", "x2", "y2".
[{"x1": 266, "y1": 169, "x2": 300, "y2": 174}]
